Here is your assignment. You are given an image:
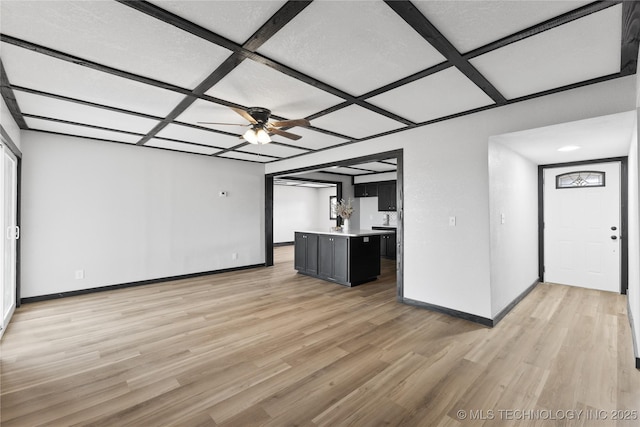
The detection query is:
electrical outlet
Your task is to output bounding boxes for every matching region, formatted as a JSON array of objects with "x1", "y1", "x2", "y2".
[
  {"x1": 232, "y1": 253, "x2": 238, "y2": 260},
  {"x1": 75, "y1": 270, "x2": 85, "y2": 280}
]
